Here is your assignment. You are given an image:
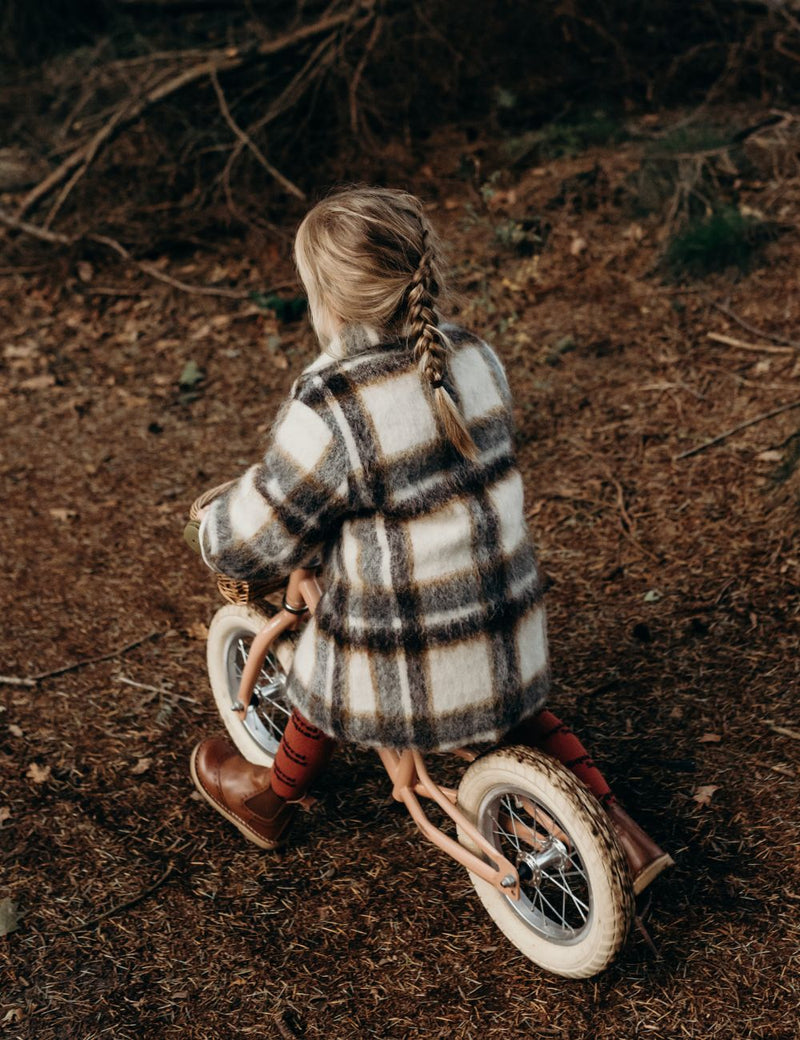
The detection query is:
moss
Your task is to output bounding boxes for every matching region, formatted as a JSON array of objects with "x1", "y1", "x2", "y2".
[
  {"x1": 504, "y1": 111, "x2": 626, "y2": 165},
  {"x1": 665, "y1": 206, "x2": 775, "y2": 277}
]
